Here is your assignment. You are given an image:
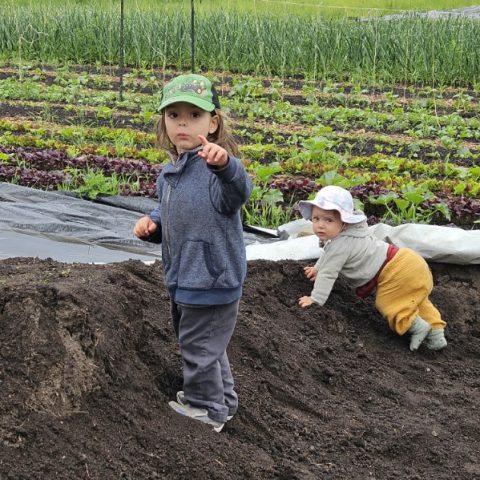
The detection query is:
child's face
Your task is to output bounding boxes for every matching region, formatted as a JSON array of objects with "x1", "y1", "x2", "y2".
[
  {"x1": 311, "y1": 206, "x2": 344, "y2": 241},
  {"x1": 164, "y1": 102, "x2": 219, "y2": 154}
]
